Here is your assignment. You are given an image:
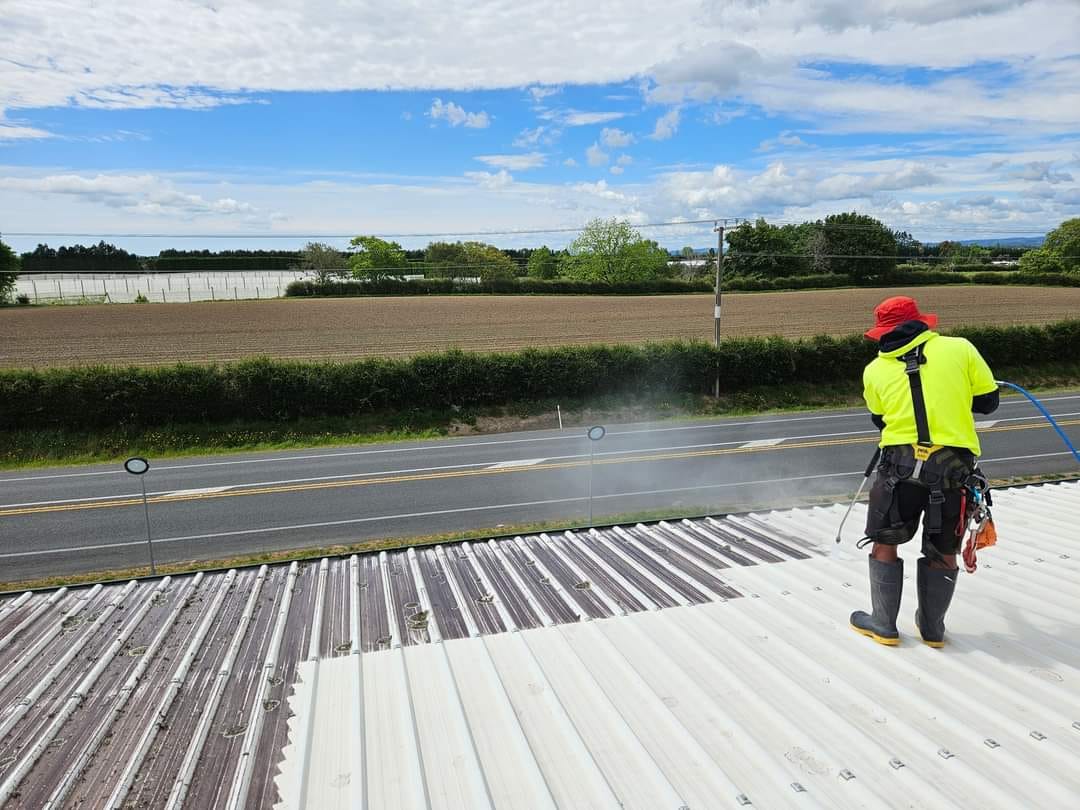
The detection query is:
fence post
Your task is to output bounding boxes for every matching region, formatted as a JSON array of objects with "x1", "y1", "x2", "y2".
[
  {"x1": 33, "y1": 280, "x2": 38, "y2": 303},
  {"x1": 211, "y1": 286, "x2": 215, "y2": 301},
  {"x1": 162, "y1": 289, "x2": 166, "y2": 303},
  {"x1": 57, "y1": 280, "x2": 63, "y2": 300}
]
